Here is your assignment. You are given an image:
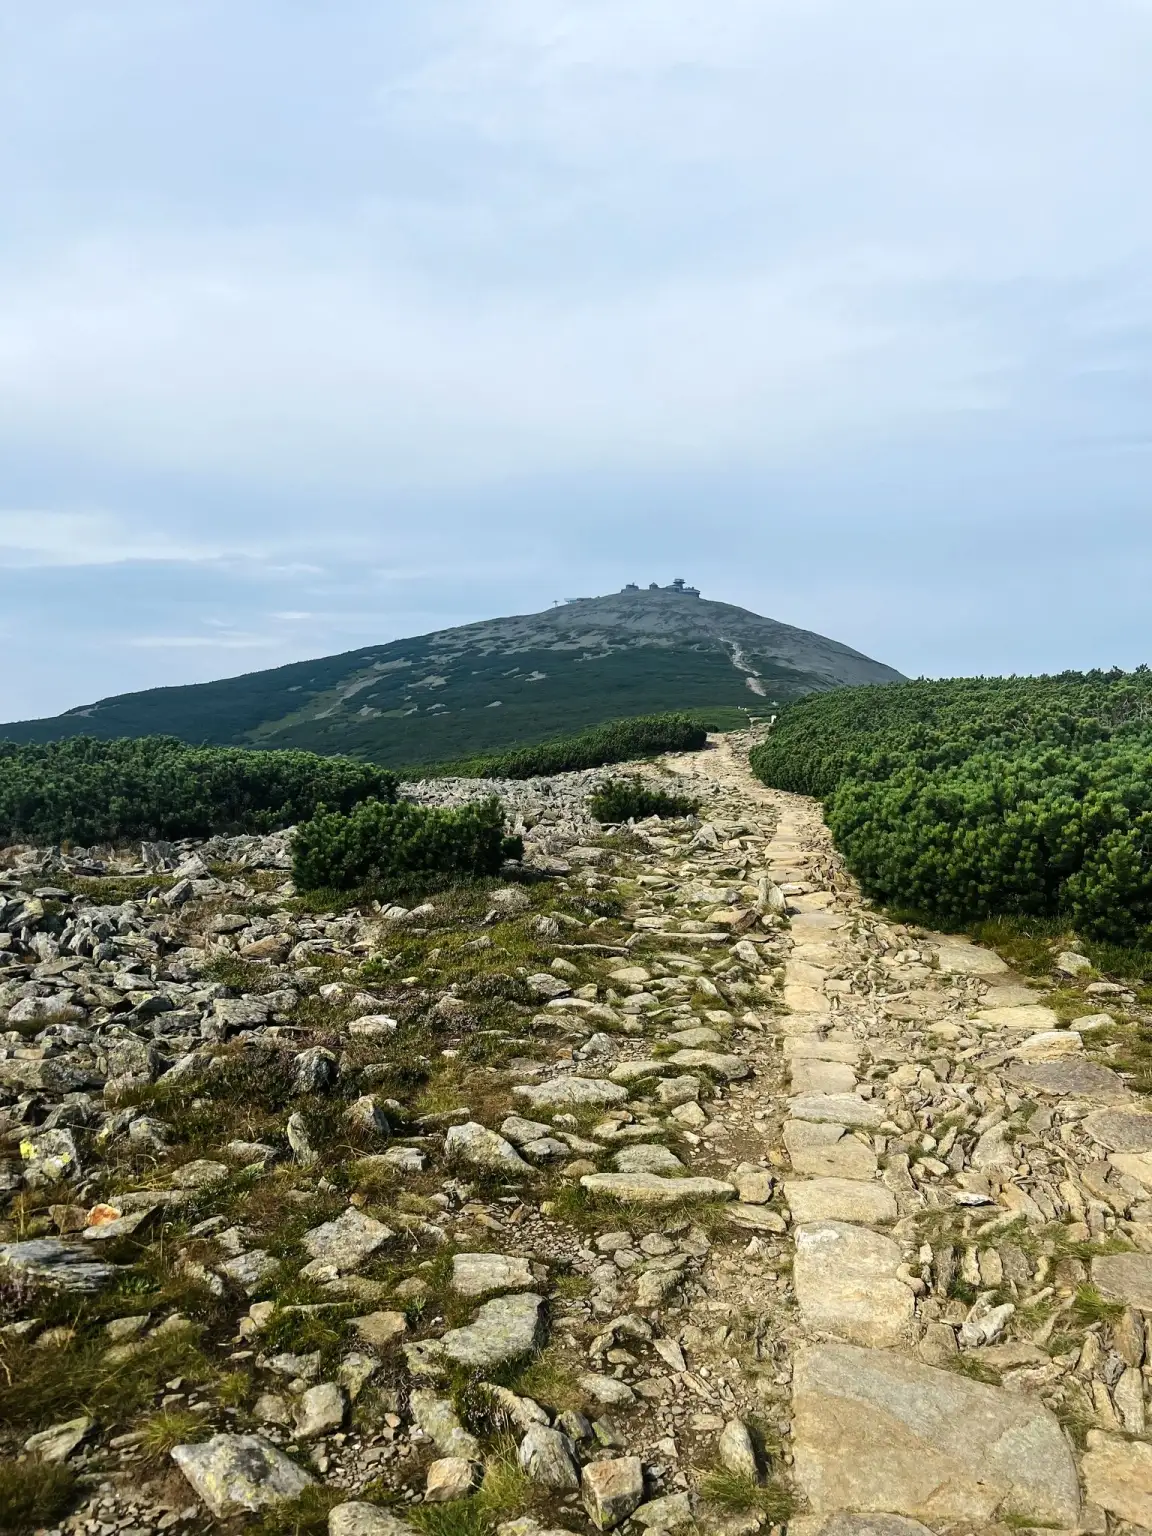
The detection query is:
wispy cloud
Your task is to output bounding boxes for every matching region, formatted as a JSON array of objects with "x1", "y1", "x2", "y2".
[{"x1": 0, "y1": 511, "x2": 248, "y2": 568}]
